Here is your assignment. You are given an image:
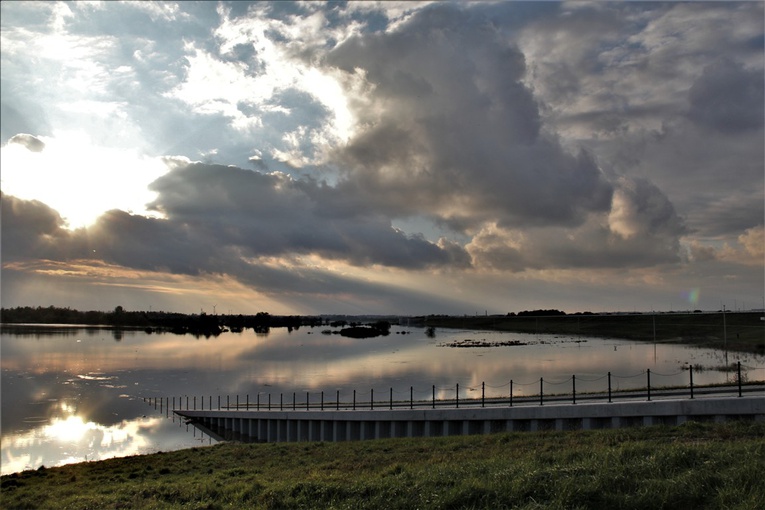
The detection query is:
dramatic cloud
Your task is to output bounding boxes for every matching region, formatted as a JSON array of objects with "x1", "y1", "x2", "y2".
[
  {"x1": 1, "y1": 194, "x2": 79, "y2": 262},
  {"x1": 1, "y1": 1, "x2": 762, "y2": 314},
  {"x1": 144, "y1": 159, "x2": 471, "y2": 270},
  {"x1": 326, "y1": 3, "x2": 613, "y2": 231}
]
